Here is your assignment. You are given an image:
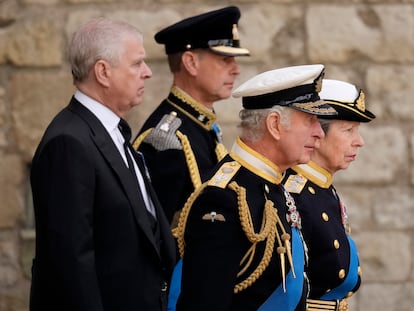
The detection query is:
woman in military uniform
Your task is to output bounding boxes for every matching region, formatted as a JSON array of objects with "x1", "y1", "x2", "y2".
[{"x1": 283, "y1": 79, "x2": 376, "y2": 311}]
